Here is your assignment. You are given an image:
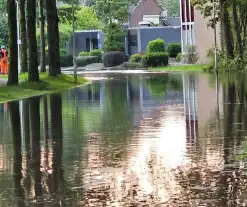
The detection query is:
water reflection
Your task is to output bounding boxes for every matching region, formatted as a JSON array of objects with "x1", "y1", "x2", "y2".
[{"x1": 2, "y1": 72, "x2": 247, "y2": 206}]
